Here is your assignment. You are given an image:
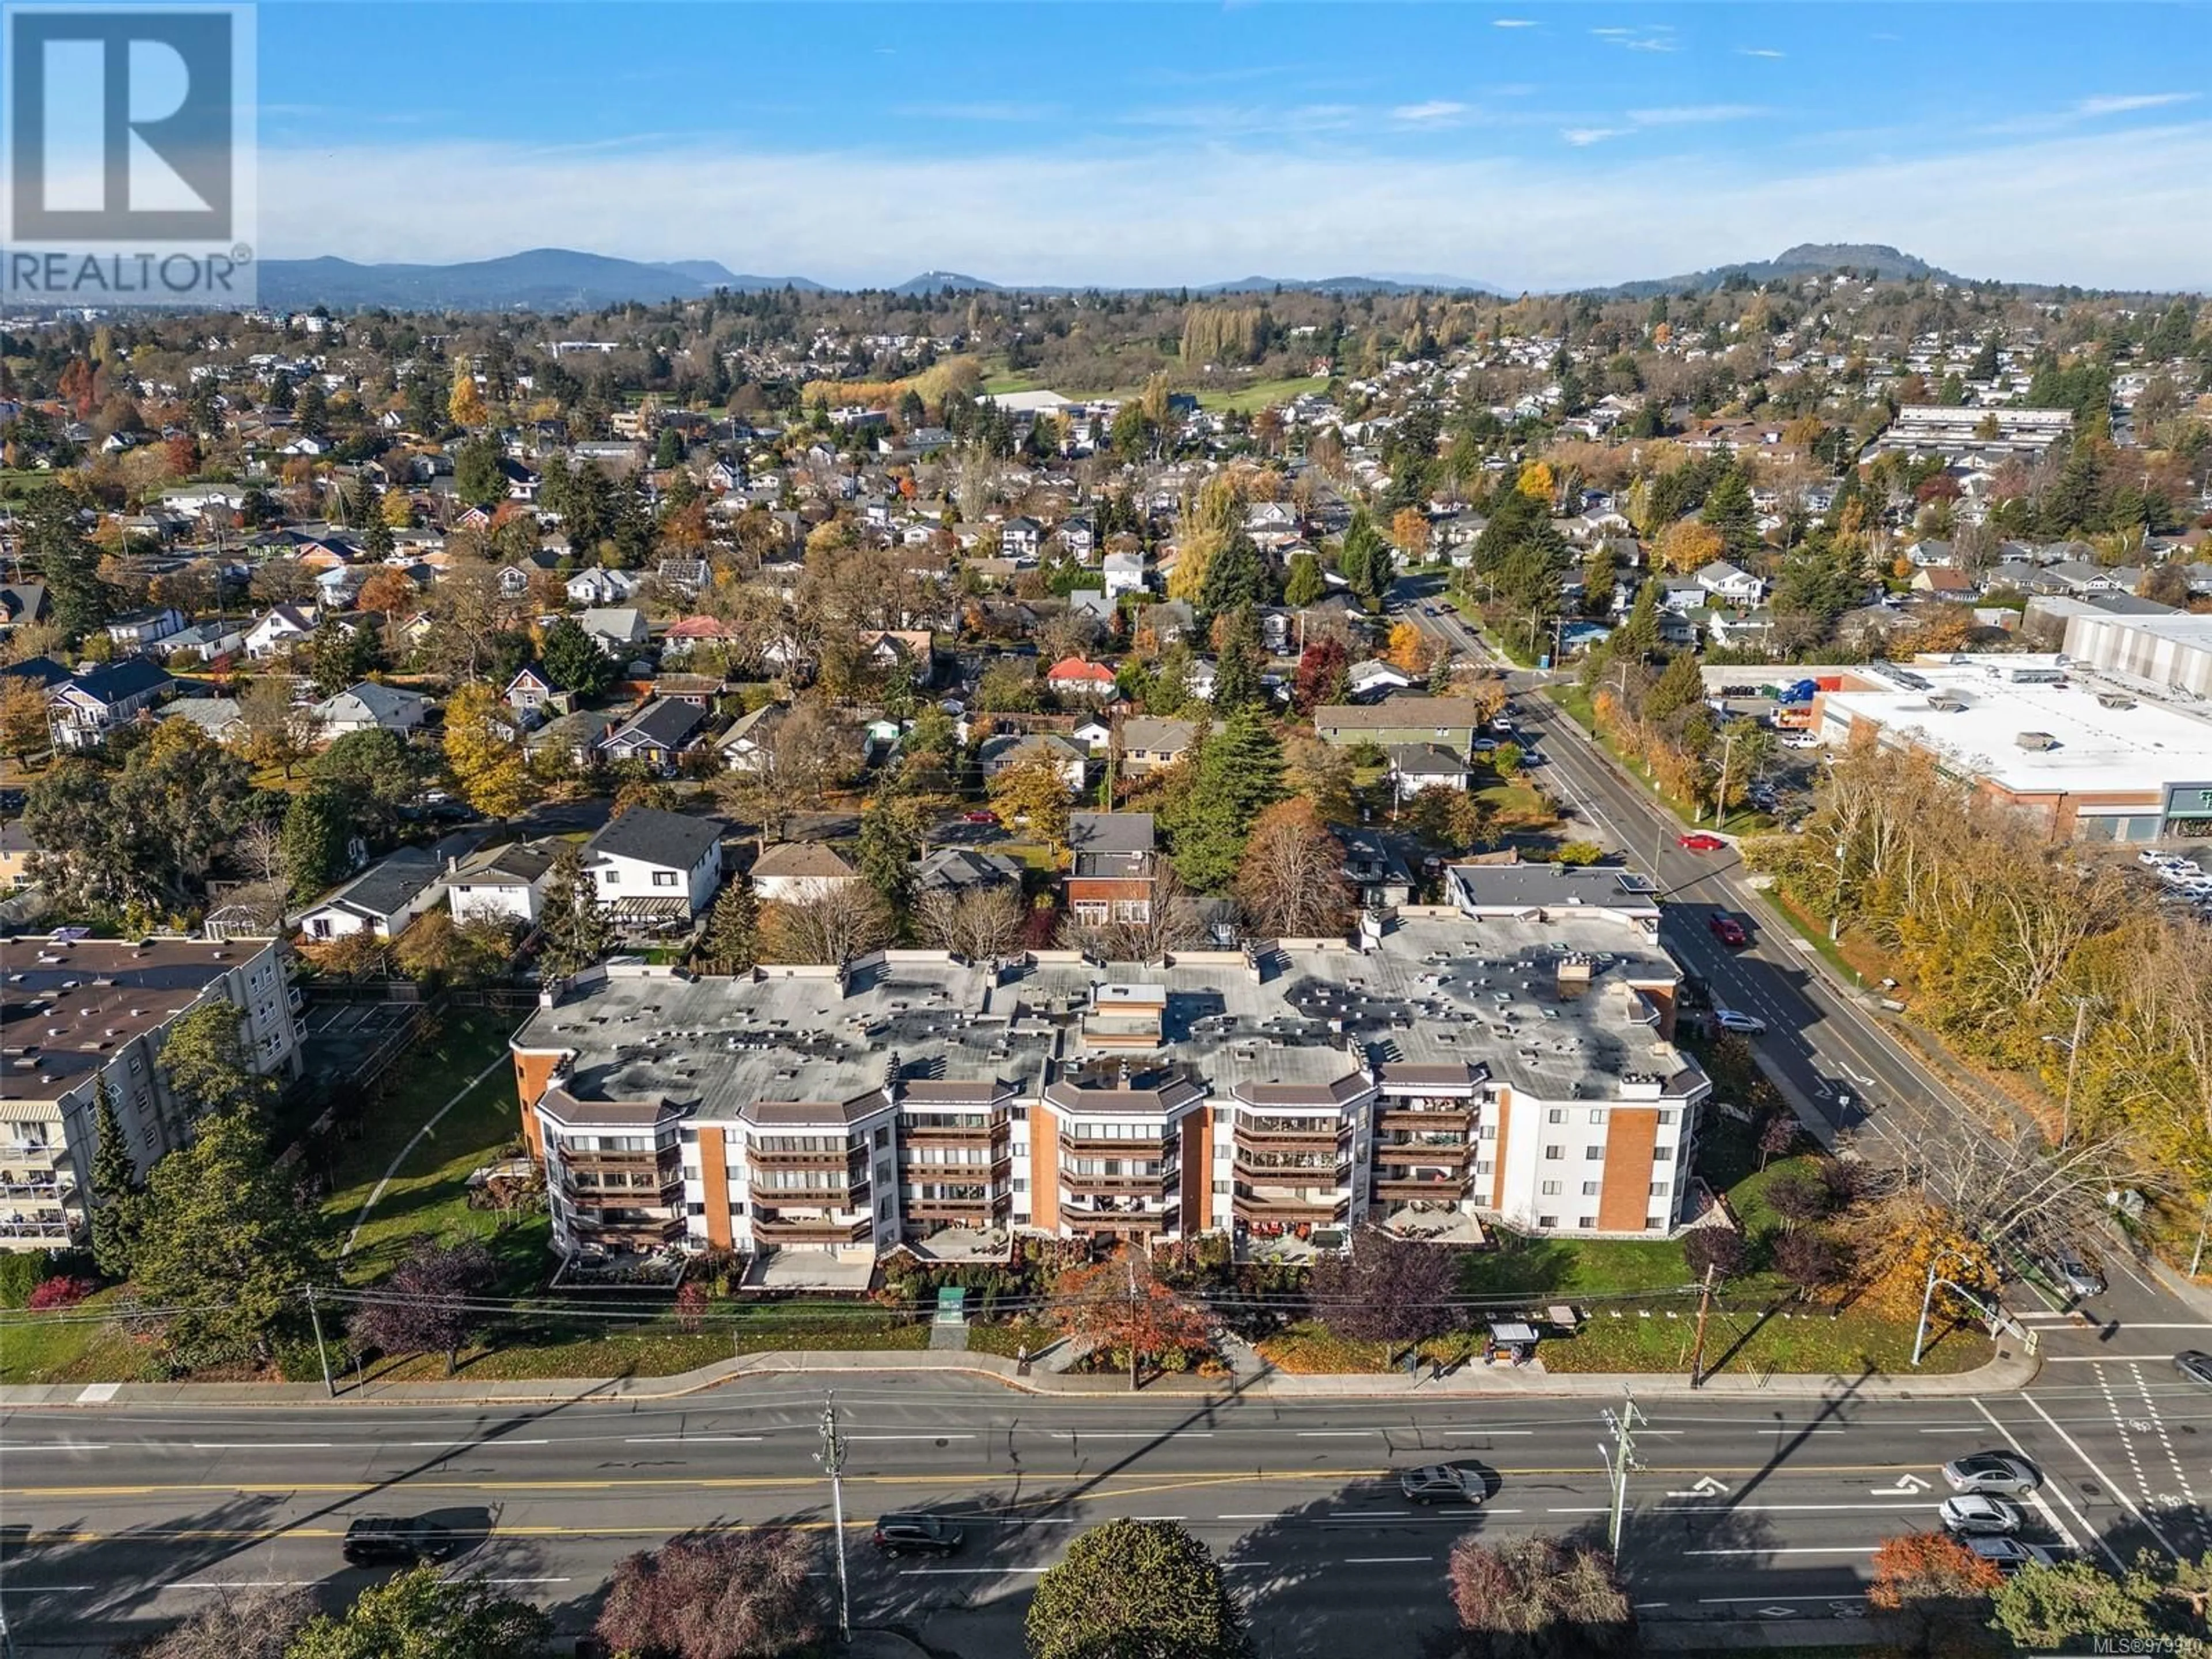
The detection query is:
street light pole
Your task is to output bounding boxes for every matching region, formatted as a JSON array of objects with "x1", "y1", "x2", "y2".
[
  {"x1": 817, "y1": 1394, "x2": 851, "y2": 1642},
  {"x1": 1911, "y1": 1248, "x2": 1977, "y2": 1368},
  {"x1": 1829, "y1": 843, "x2": 1847, "y2": 942},
  {"x1": 1599, "y1": 1393, "x2": 1646, "y2": 1555}
]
